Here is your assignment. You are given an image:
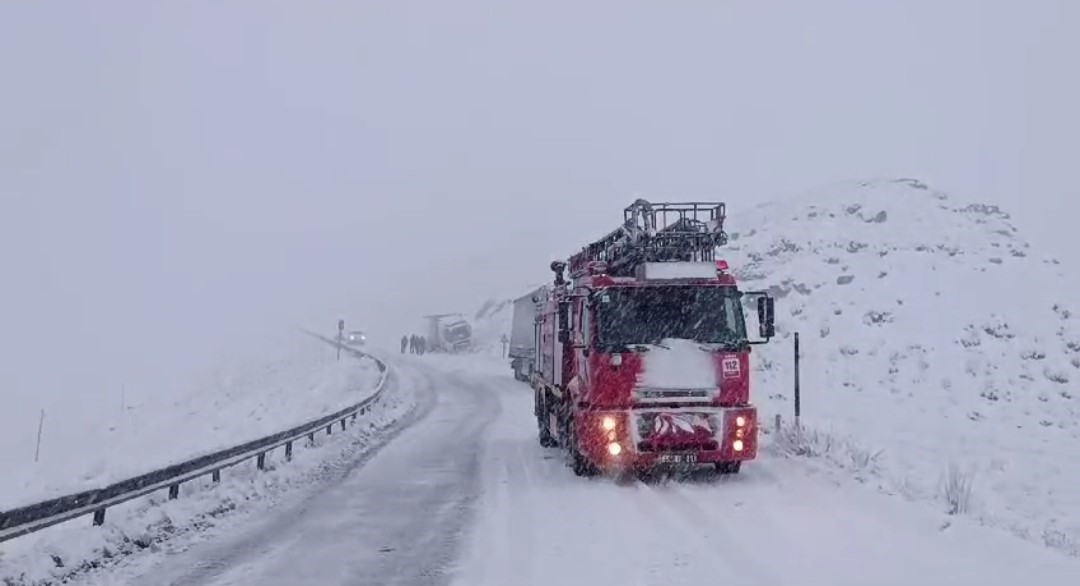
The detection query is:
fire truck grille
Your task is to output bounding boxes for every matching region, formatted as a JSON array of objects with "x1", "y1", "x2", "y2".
[
  {"x1": 634, "y1": 412, "x2": 721, "y2": 452},
  {"x1": 633, "y1": 388, "x2": 712, "y2": 402}
]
